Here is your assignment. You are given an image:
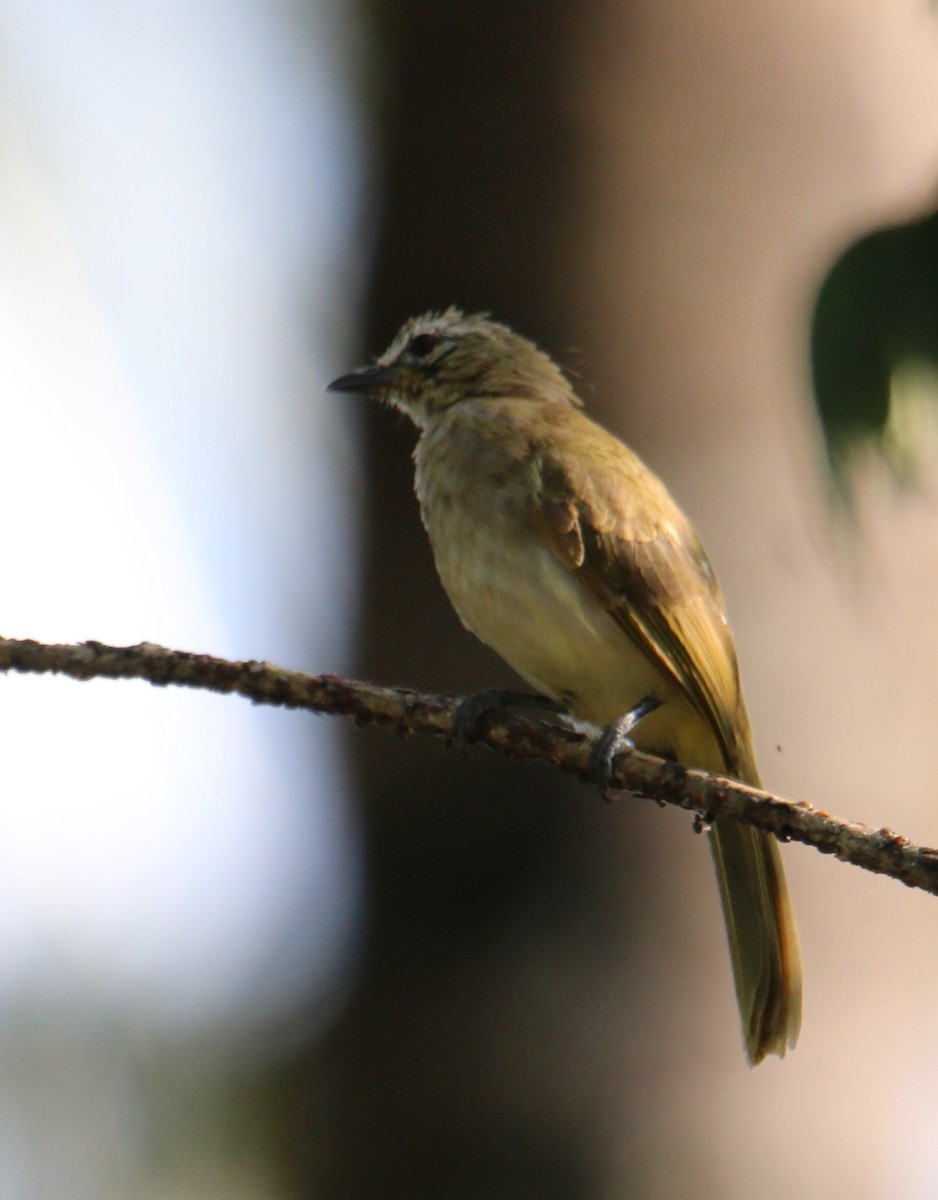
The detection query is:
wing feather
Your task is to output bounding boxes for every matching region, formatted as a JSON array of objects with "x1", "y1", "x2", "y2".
[{"x1": 533, "y1": 443, "x2": 752, "y2": 778}]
